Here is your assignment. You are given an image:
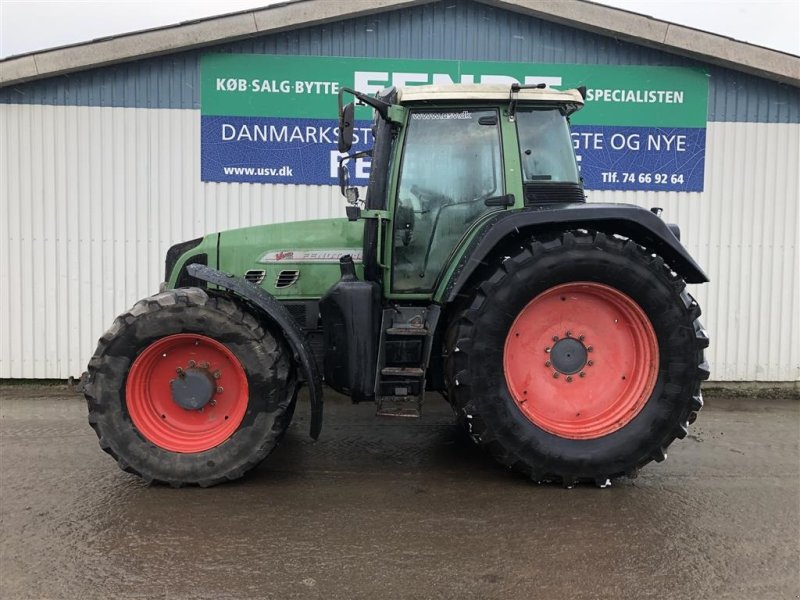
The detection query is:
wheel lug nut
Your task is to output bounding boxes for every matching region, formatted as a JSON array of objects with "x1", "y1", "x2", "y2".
[
  {"x1": 566, "y1": 376, "x2": 573, "y2": 383},
  {"x1": 176, "y1": 367, "x2": 184, "y2": 375},
  {"x1": 545, "y1": 361, "x2": 551, "y2": 367},
  {"x1": 587, "y1": 346, "x2": 593, "y2": 352},
  {"x1": 188, "y1": 360, "x2": 196, "y2": 368},
  {"x1": 213, "y1": 370, "x2": 221, "y2": 379},
  {"x1": 552, "y1": 372, "x2": 559, "y2": 379},
  {"x1": 545, "y1": 347, "x2": 551, "y2": 353},
  {"x1": 579, "y1": 372, "x2": 586, "y2": 378},
  {"x1": 566, "y1": 330, "x2": 572, "y2": 337},
  {"x1": 552, "y1": 336, "x2": 559, "y2": 342},
  {"x1": 587, "y1": 360, "x2": 594, "y2": 367},
  {"x1": 200, "y1": 362, "x2": 210, "y2": 369},
  {"x1": 216, "y1": 386, "x2": 224, "y2": 393},
  {"x1": 209, "y1": 399, "x2": 216, "y2": 406},
  {"x1": 579, "y1": 335, "x2": 585, "y2": 341}
]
